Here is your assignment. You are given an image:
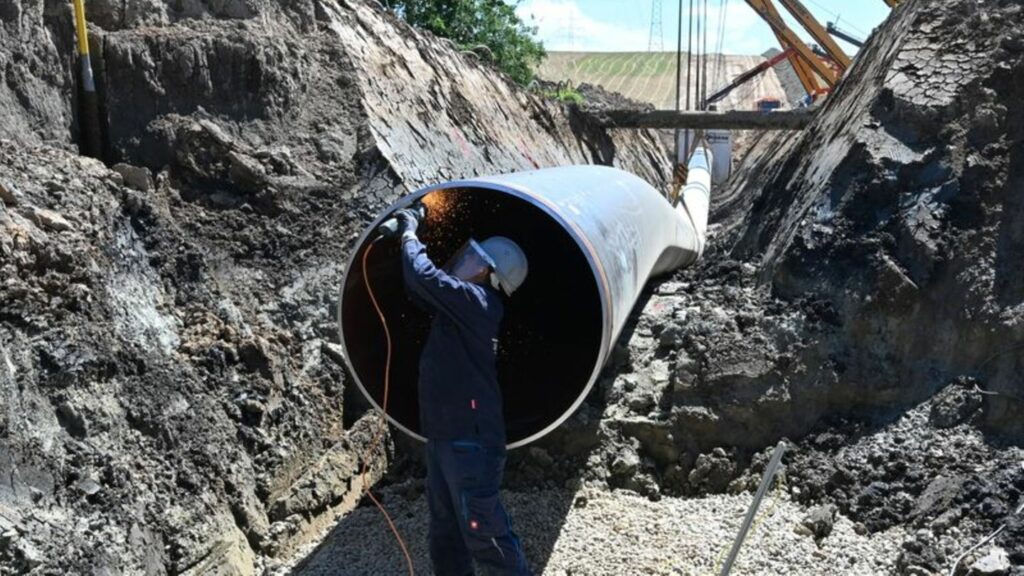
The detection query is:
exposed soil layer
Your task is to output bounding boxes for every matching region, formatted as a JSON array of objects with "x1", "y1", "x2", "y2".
[{"x1": 556, "y1": 0, "x2": 1024, "y2": 472}]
